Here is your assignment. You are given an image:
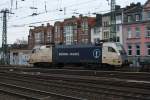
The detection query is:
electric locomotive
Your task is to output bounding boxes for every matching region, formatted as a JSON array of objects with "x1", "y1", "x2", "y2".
[{"x1": 29, "y1": 42, "x2": 128, "y2": 68}]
